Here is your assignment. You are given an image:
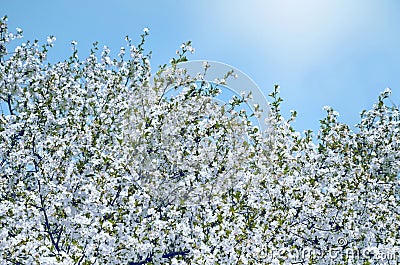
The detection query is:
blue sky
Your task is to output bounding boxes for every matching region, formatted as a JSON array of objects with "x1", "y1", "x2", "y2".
[{"x1": 2, "y1": 0, "x2": 400, "y2": 134}]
